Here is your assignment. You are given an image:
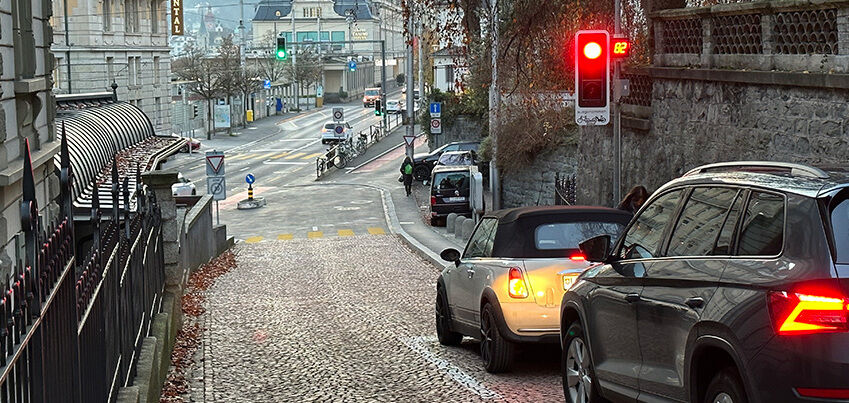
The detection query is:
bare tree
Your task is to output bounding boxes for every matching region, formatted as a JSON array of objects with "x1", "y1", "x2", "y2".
[
  {"x1": 217, "y1": 35, "x2": 241, "y2": 132},
  {"x1": 283, "y1": 49, "x2": 323, "y2": 107},
  {"x1": 233, "y1": 67, "x2": 263, "y2": 128},
  {"x1": 173, "y1": 44, "x2": 221, "y2": 139},
  {"x1": 255, "y1": 31, "x2": 289, "y2": 84}
]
